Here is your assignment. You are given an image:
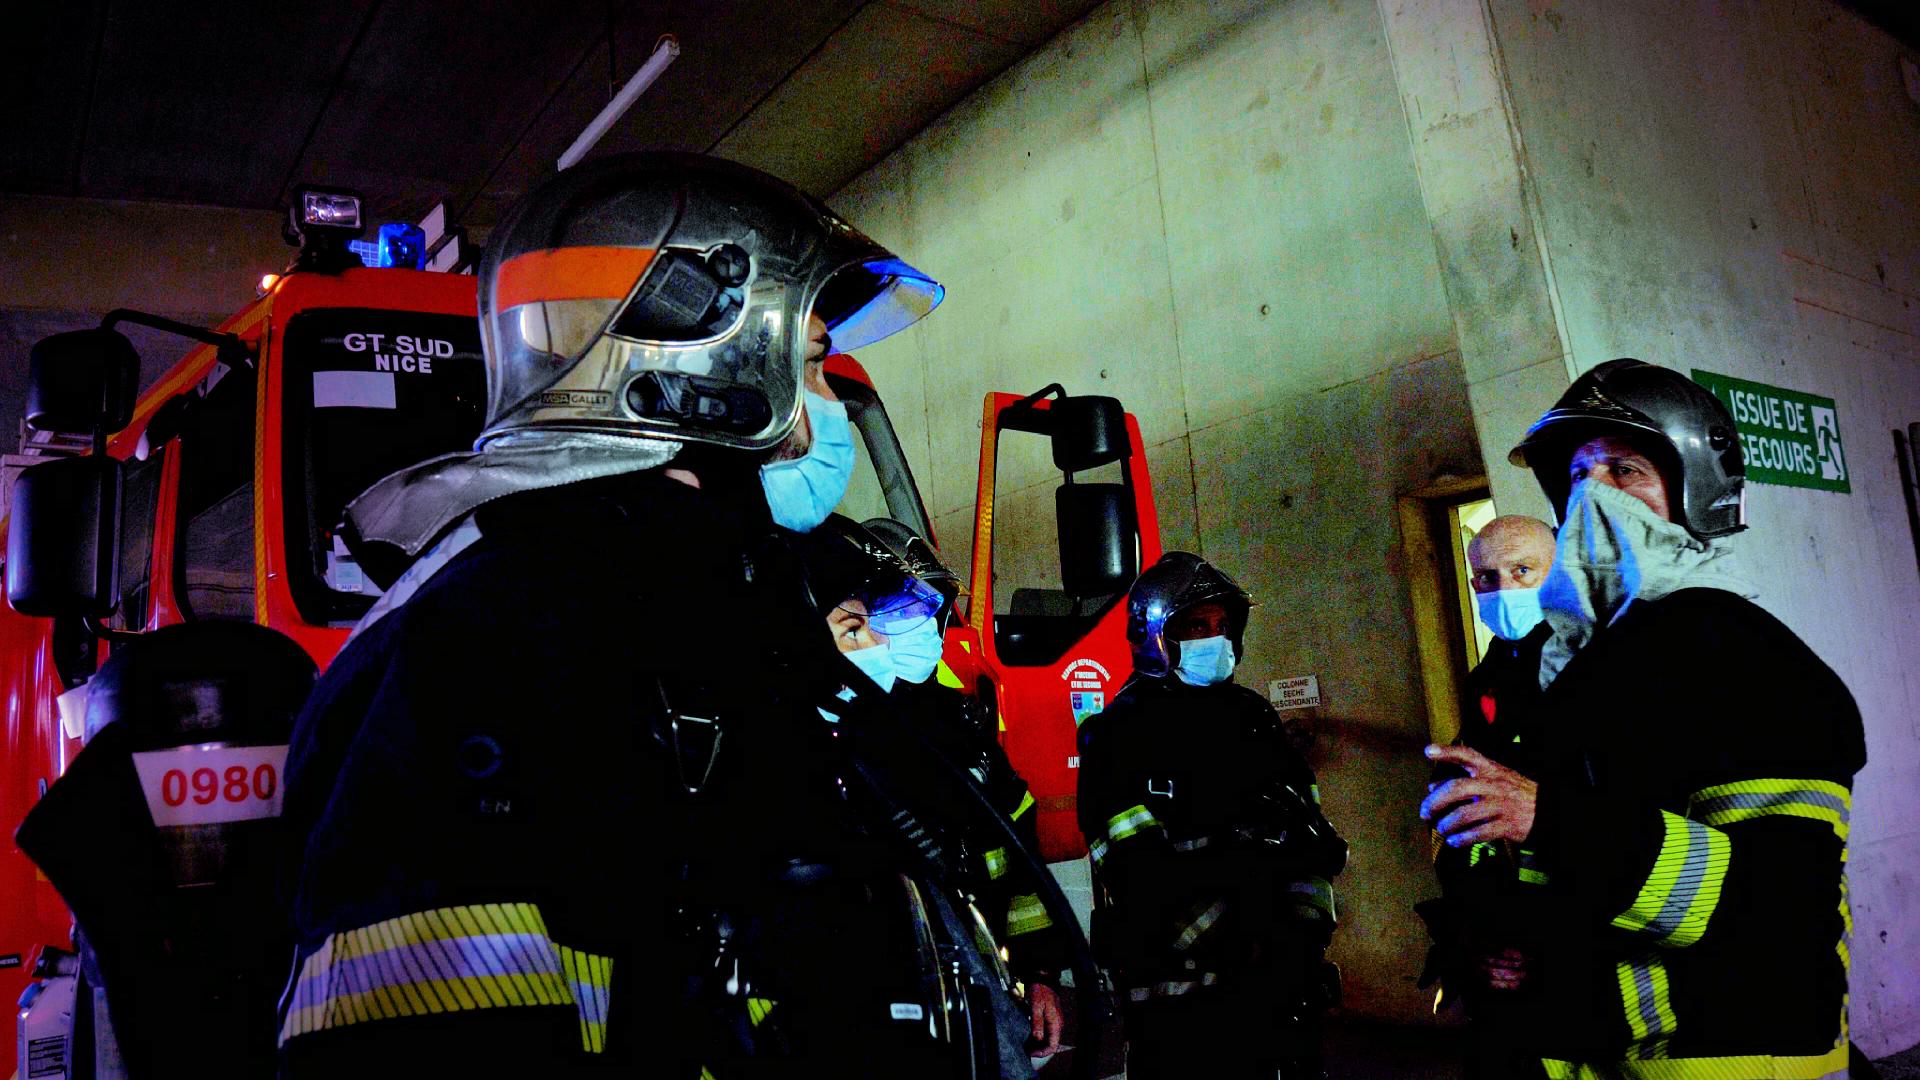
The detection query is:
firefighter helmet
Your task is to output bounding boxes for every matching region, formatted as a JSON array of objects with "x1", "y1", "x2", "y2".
[
  {"x1": 1126, "y1": 551, "x2": 1252, "y2": 680},
  {"x1": 861, "y1": 517, "x2": 959, "y2": 628},
  {"x1": 797, "y1": 516, "x2": 945, "y2": 636},
  {"x1": 1509, "y1": 358, "x2": 1746, "y2": 539},
  {"x1": 477, "y1": 152, "x2": 941, "y2": 452}
]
